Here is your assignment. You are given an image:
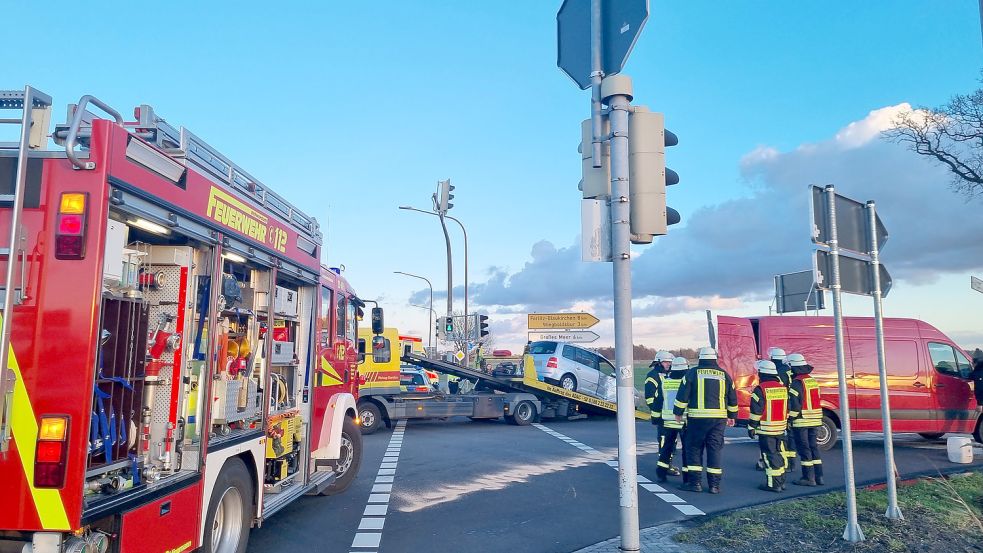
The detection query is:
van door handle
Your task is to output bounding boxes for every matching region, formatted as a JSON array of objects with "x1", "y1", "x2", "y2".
[
  {"x1": 913, "y1": 382, "x2": 926, "y2": 388},
  {"x1": 934, "y1": 383, "x2": 945, "y2": 388}
]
